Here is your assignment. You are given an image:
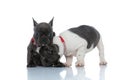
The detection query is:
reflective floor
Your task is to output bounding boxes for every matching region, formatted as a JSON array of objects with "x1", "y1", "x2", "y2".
[{"x1": 27, "y1": 66, "x2": 107, "y2": 80}]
